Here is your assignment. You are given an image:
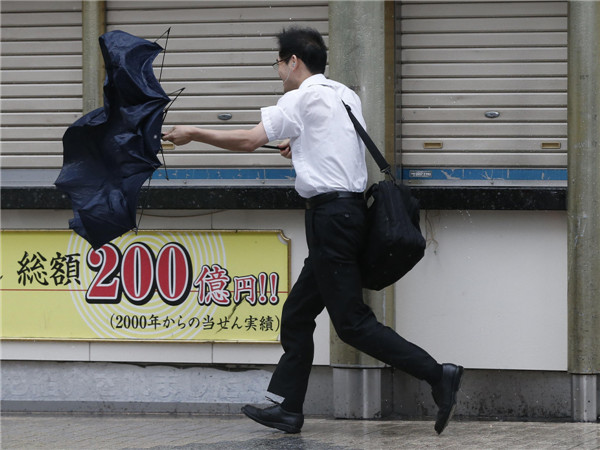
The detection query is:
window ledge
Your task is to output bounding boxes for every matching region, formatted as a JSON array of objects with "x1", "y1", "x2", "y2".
[{"x1": 1, "y1": 185, "x2": 566, "y2": 211}]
